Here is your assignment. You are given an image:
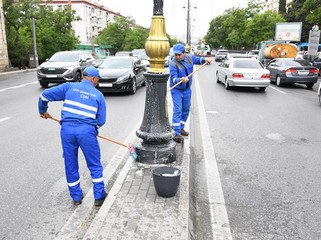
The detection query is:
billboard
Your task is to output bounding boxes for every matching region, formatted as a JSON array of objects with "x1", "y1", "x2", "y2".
[{"x1": 275, "y1": 22, "x2": 302, "y2": 41}]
